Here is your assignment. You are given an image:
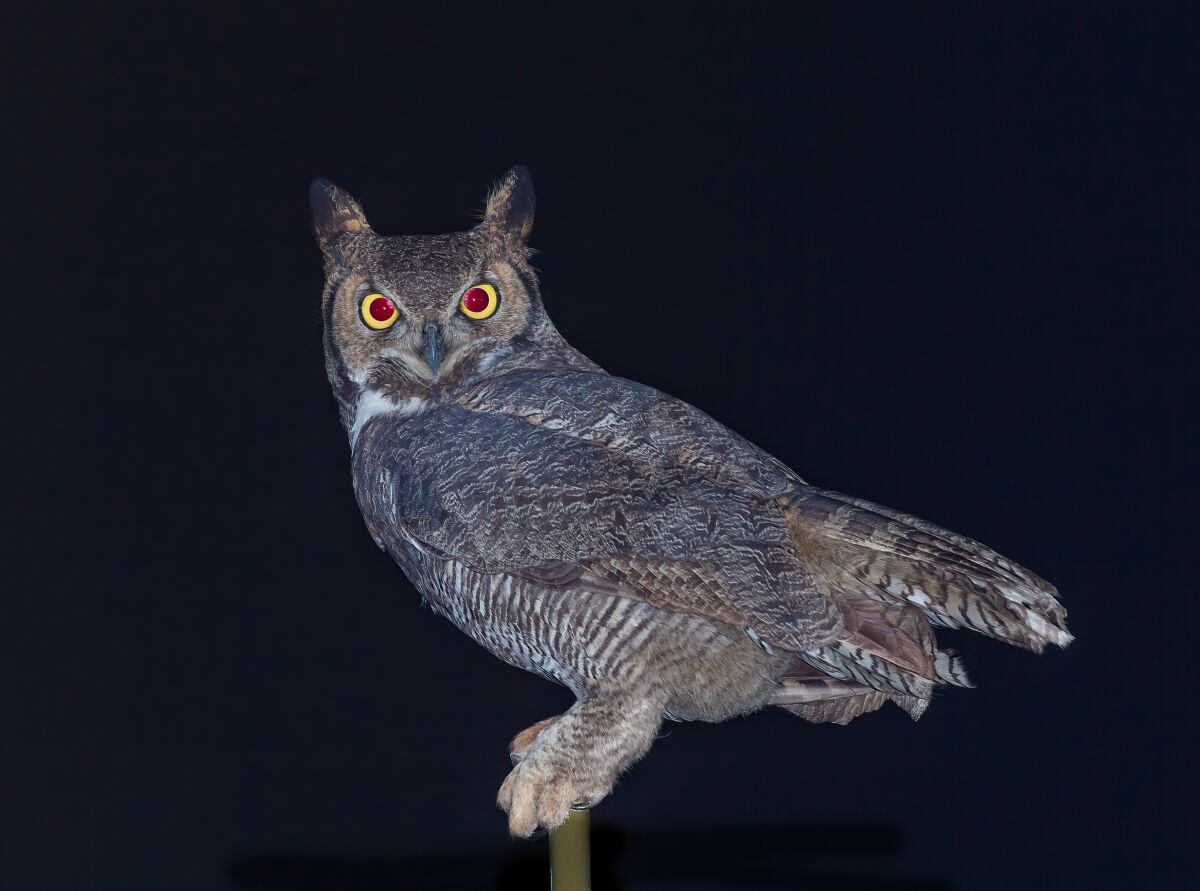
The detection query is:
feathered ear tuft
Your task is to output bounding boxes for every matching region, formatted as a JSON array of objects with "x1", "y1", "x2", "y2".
[
  {"x1": 482, "y1": 165, "x2": 535, "y2": 243},
  {"x1": 309, "y1": 178, "x2": 372, "y2": 248}
]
